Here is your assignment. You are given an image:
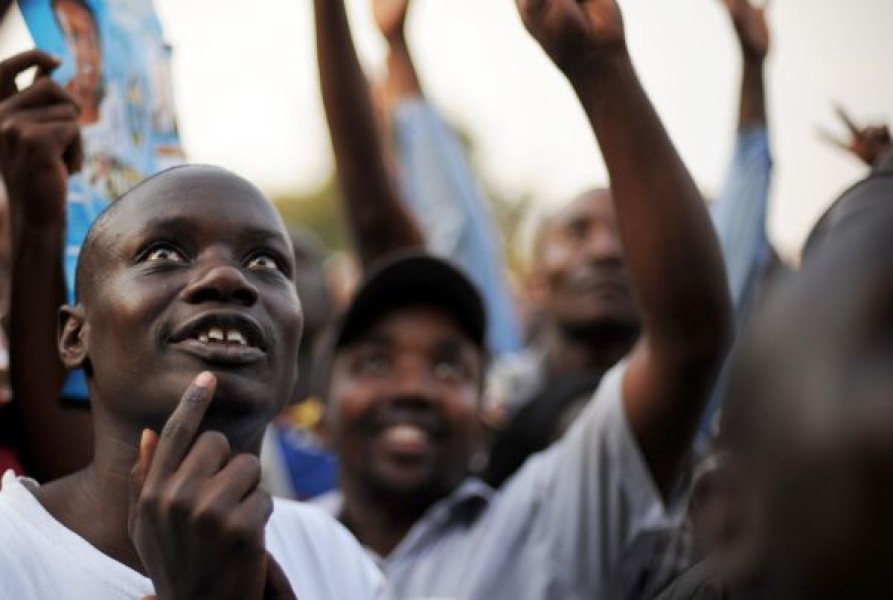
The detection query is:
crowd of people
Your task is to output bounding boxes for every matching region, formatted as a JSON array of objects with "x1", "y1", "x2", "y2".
[{"x1": 0, "y1": 0, "x2": 891, "y2": 598}]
